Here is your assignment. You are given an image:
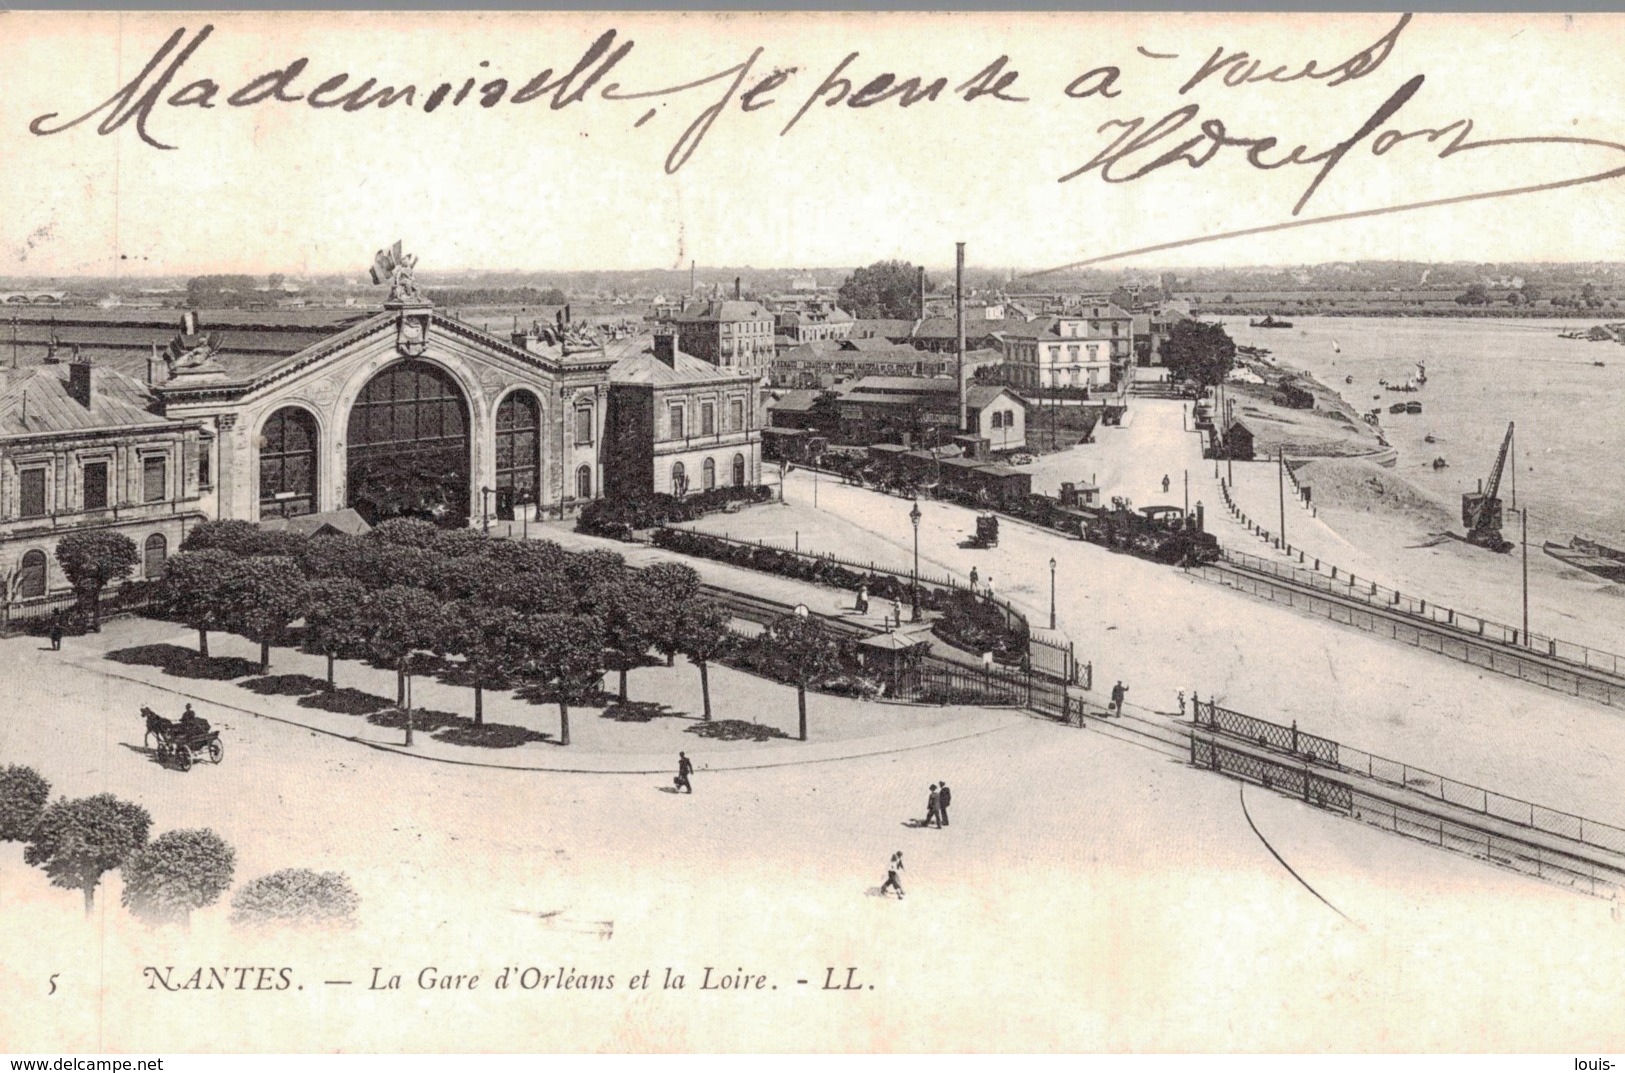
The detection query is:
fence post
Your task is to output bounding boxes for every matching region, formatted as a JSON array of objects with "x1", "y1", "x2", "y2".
[
  {"x1": 1291, "y1": 720, "x2": 1299, "y2": 756},
  {"x1": 1189, "y1": 733, "x2": 1196, "y2": 764}
]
